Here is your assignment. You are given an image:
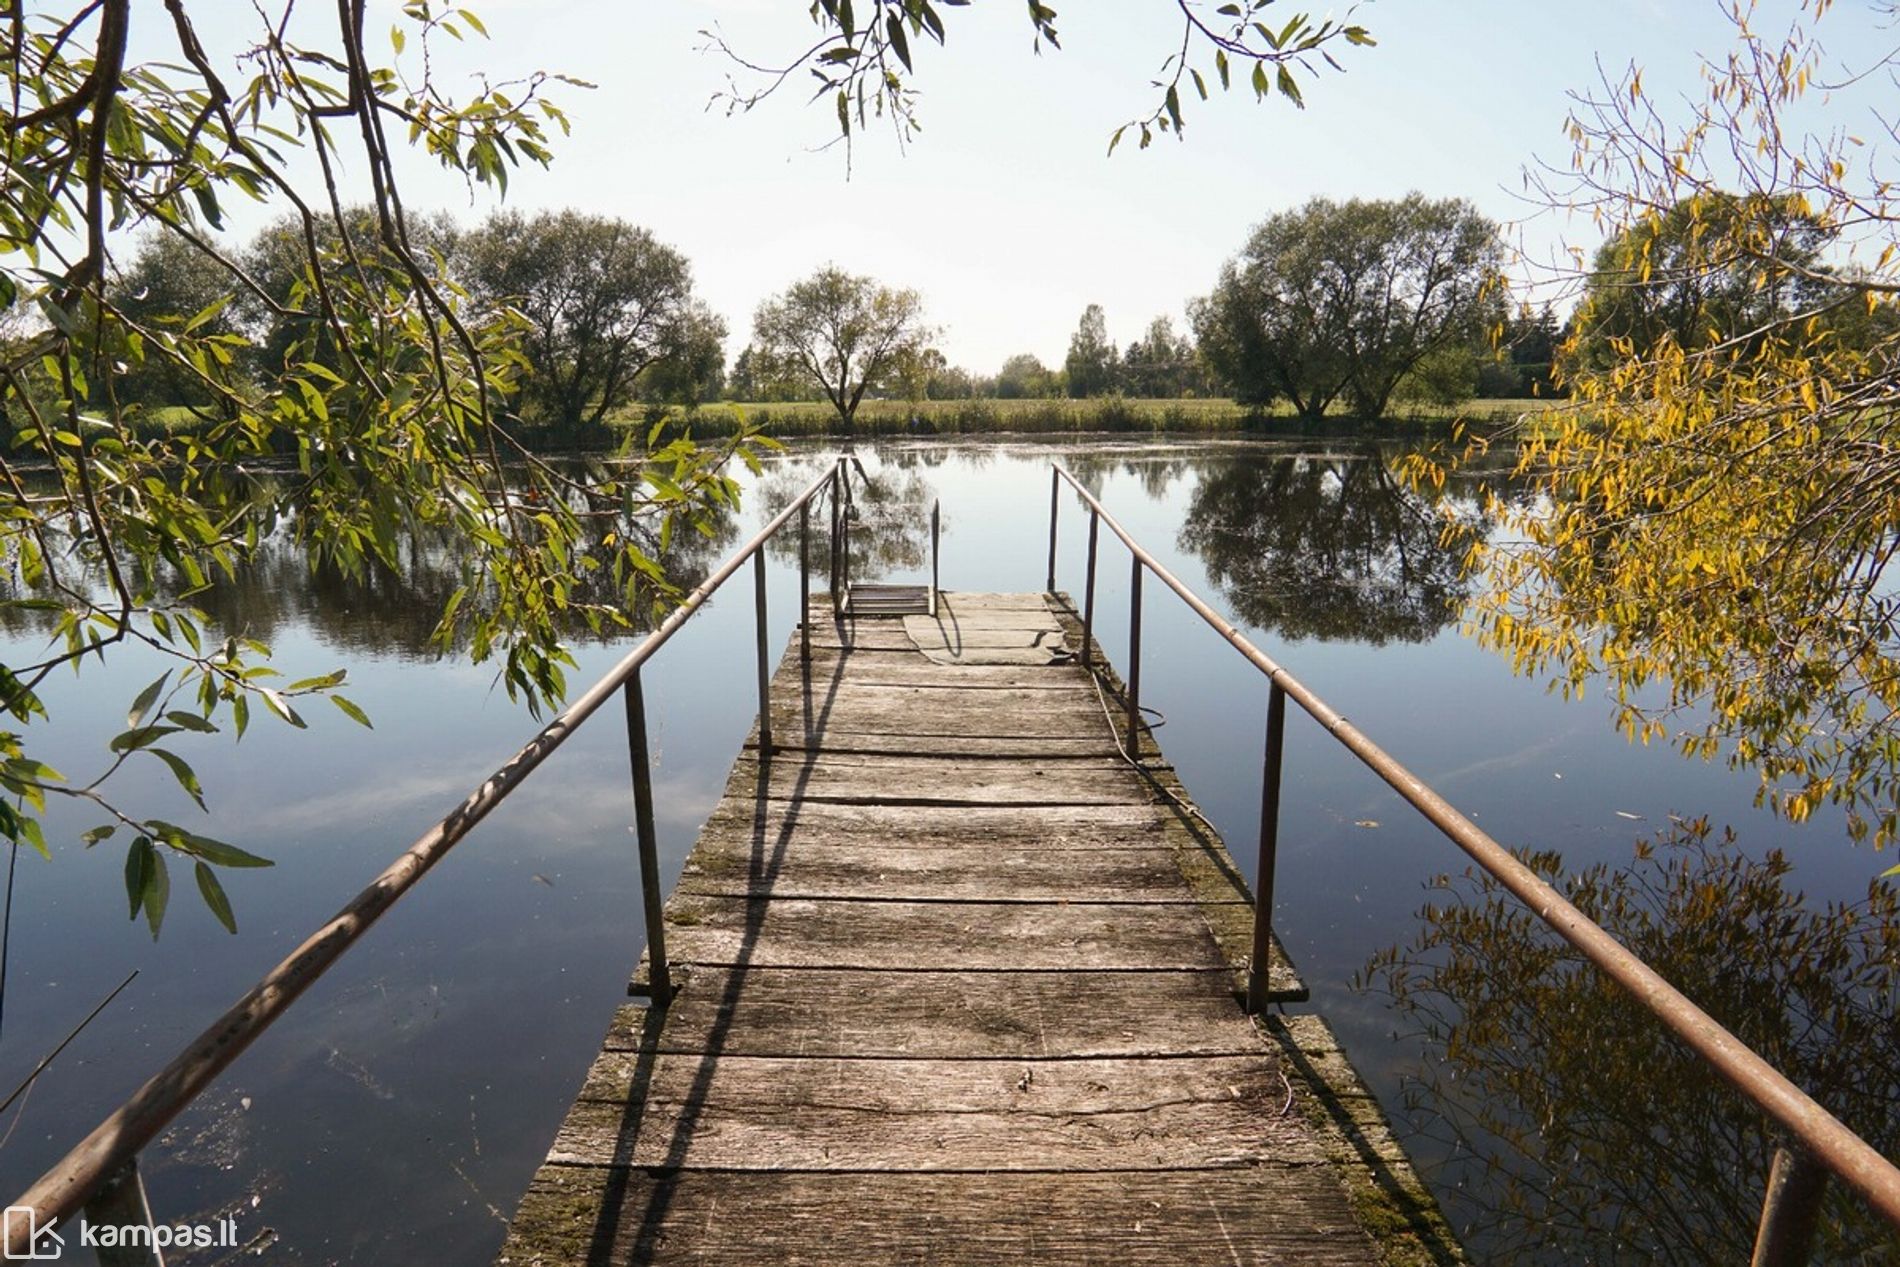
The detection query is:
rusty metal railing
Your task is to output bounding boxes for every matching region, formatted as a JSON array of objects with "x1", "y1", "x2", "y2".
[
  {"x1": 1047, "y1": 463, "x2": 1900, "y2": 1266},
  {"x1": 2, "y1": 455, "x2": 862, "y2": 1259}
]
